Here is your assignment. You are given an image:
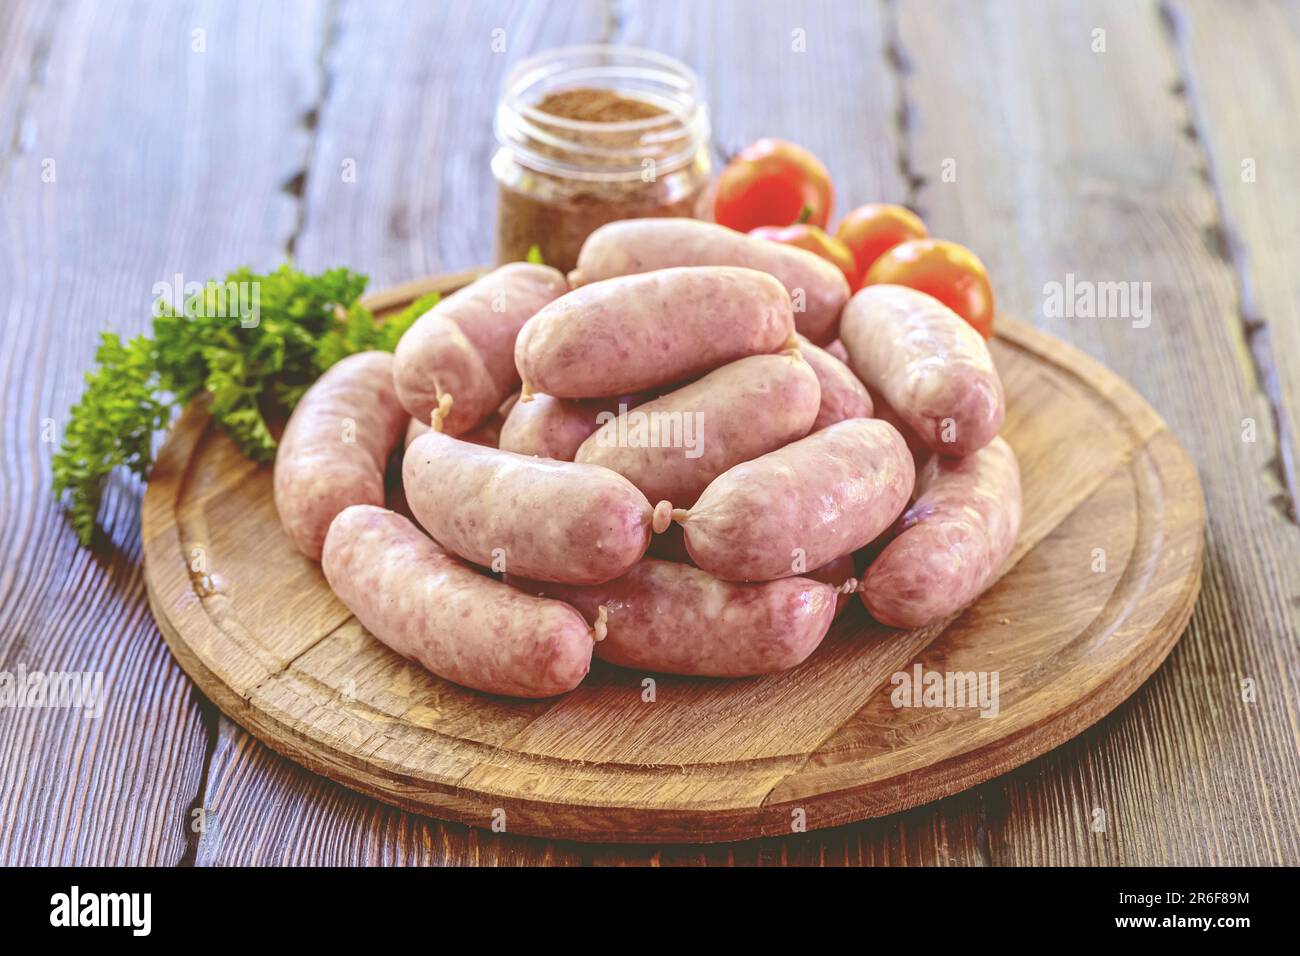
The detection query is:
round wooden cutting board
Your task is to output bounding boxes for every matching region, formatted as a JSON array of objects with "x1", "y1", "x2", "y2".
[{"x1": 141, "y1": 271, "x2": 1204, "y2": 844}]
